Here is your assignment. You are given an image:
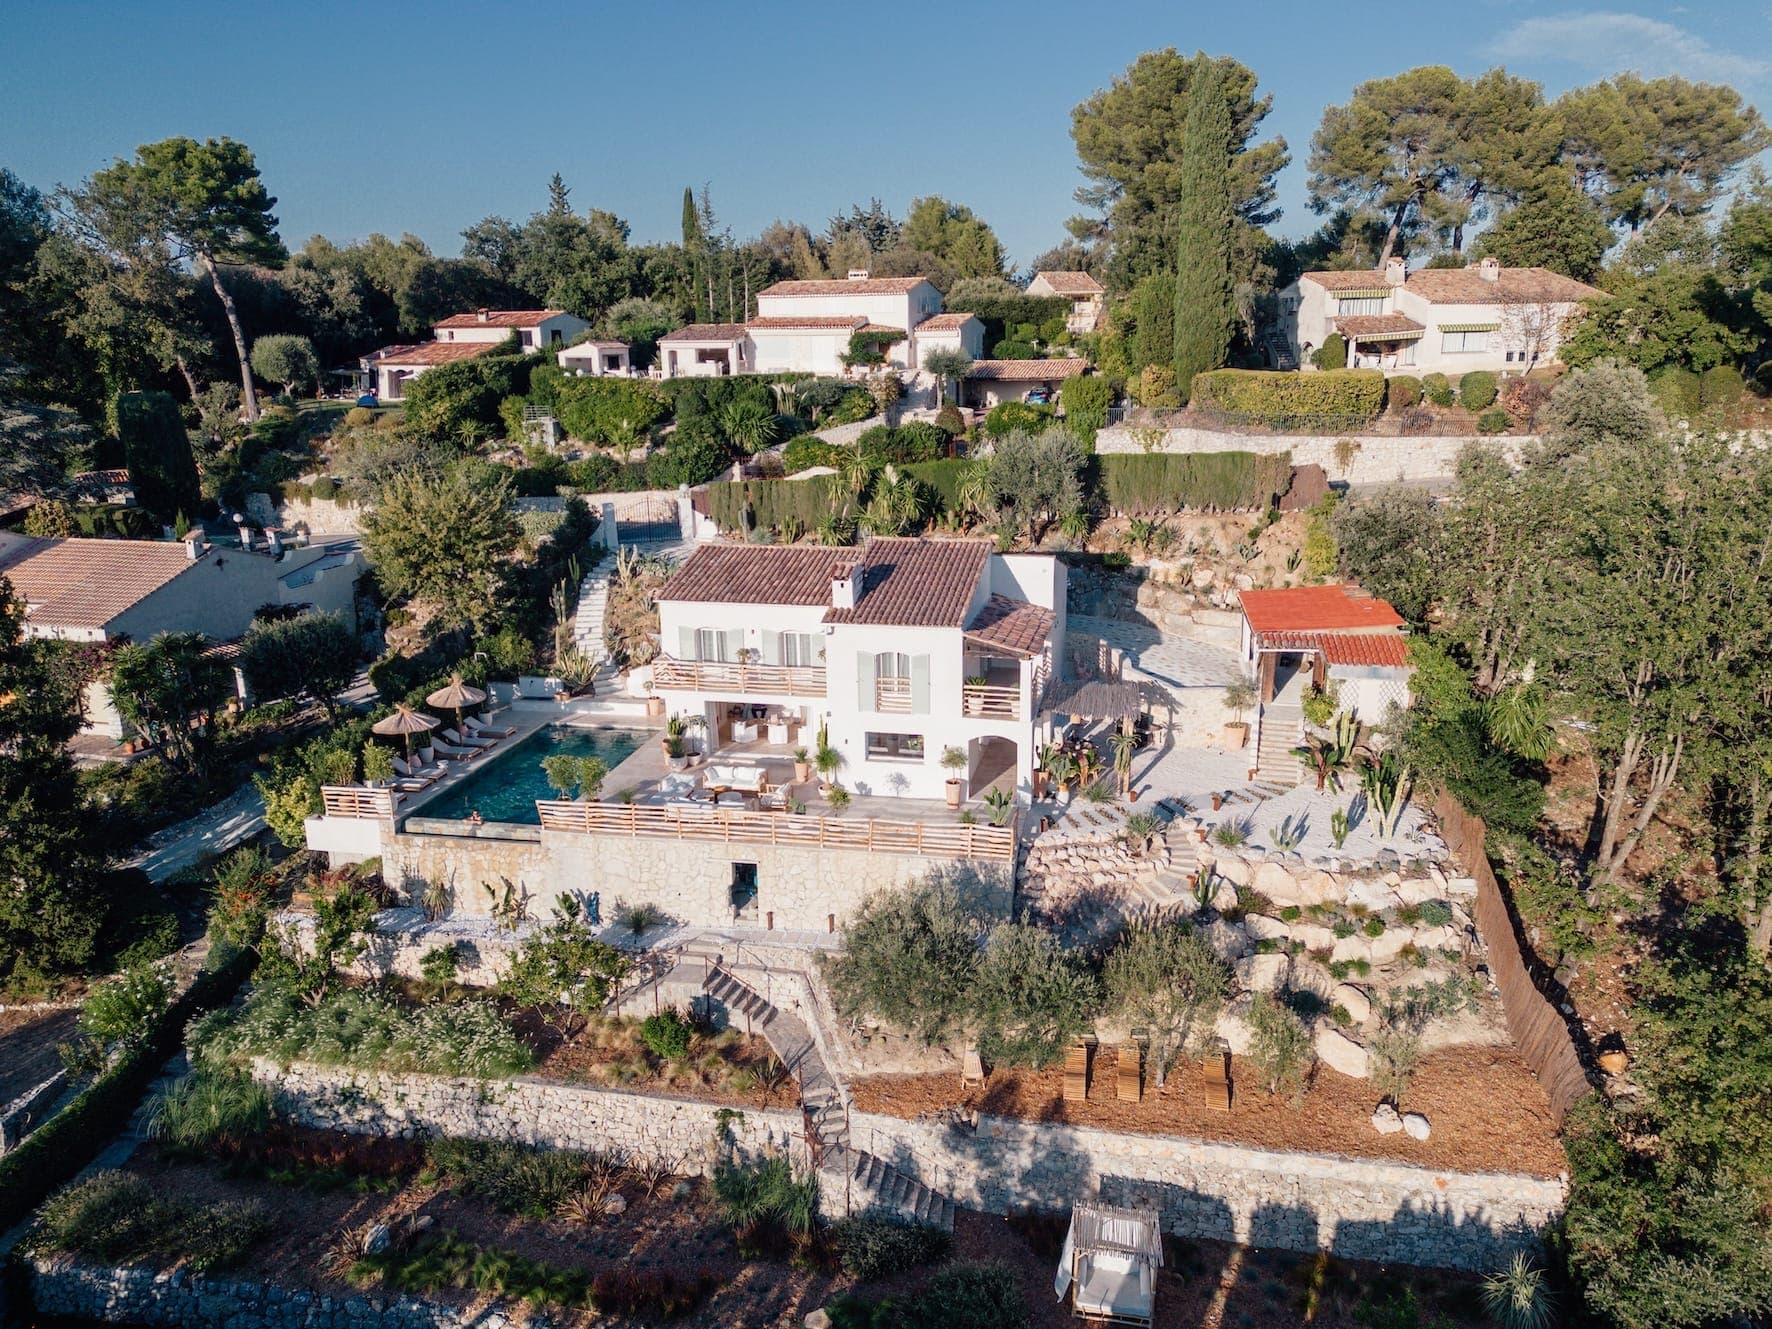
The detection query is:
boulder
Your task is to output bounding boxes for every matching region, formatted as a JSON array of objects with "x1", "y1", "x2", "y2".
[
  {"x1": 1332, "y1": 983, "x2": 1372, "y2": 1024},
  {"x1": 1403, "y1": 1112, "x2": 1432, "y2": 1141},
  {"x1": 1315, "y1": 1028, "x2": 1369, "y2": 1078},
  {"x1": 1210, "y1": 853, "x2": 1251, "y2": 886},
  {"x1": 1243, "y1": 913, "x2": 1290, "y2": 942},
  {"x1": 1291, "y1": 923, "x2": 1338, "y2": 953},
  {"x1": 1344, "y1": 876, "x2": 1398, "y2": 910},
  {"x1": 1234, "y1": 952, "x2": 1291, "y2": 994},
  {"x1": 1444, "y1": 875, "x2": 1479, "y2": 900},
  {"x1": 1372, "y1": 1102, "x2": 1404, "y2": 1135},
  {"x1": 1209, "y1": 879, "x2": 1240, "y2": 912},
  {"x1": 1201, "y1": 918, "x2": 1252, "y2": 962},
  {"x1": 1412, "y1": 924, "x2": 1459, "y2": 952},
  {"x1": 1330, "y1": 934, "x2": 1370, "y2": 963},
  {"x1": 806, "y1": 1312, "x2": 834, "y2": 1329},
  {"x1": 1393, "y1": 877, "x2": 1444, "y2": 907},
  {"x1": 1216, "y1": 993, "x2": 1255, "y2": 1054},
  {"x1": 1366, "y1": 928, "x2": 1413, "y2": 965},
  {"x1": 604, "y1": 1193, "x2": 628, "y2": 1216},
  {"x1": 364, "y1": 1223, "x2": 392, "y2": 1255}
]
